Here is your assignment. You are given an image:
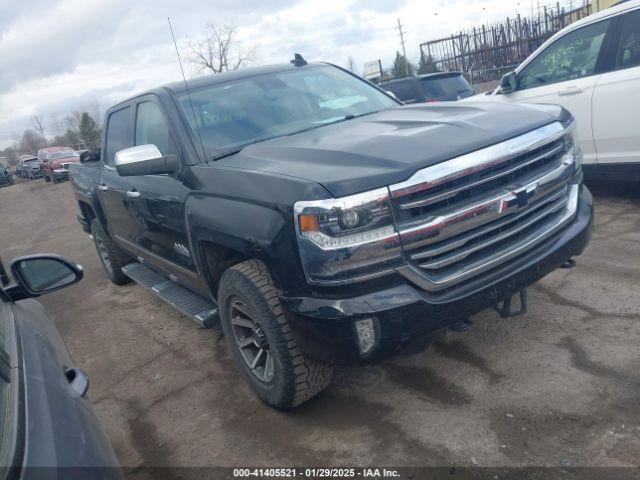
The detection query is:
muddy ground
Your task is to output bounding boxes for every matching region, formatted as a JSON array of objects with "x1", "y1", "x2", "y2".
[{"x1": 0, "y1": 176, "x2": 638, "y2": 472}]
